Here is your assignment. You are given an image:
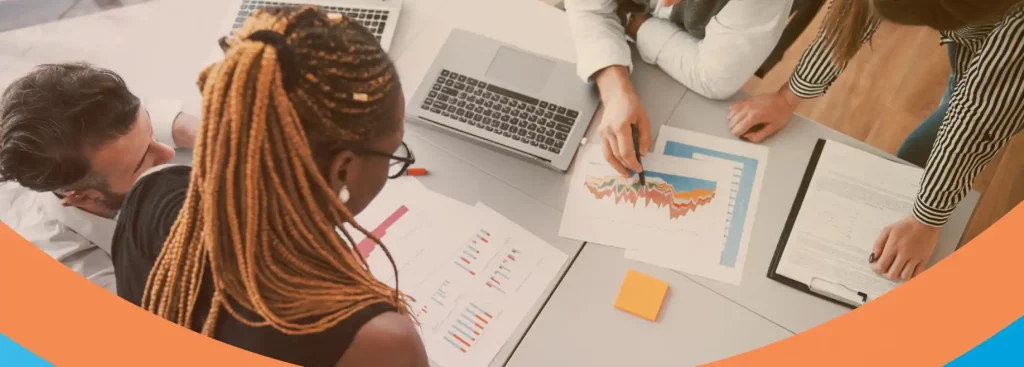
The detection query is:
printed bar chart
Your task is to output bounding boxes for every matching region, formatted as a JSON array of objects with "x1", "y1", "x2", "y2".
[
  {"x1": 431, "y1": 280, "x2": 453, "y2": 307},
  {"x1": 454, "y1": 228, "x2": 498, "y2": 276},
  {"x1": 440, "y1": 302, "x2": 497, "y2": 354},
  {"x1": 356, "y1": 205, "x2": 409, "y2": 258},
  {"x1": 486, "y1": 248, "x2": 540, "y2": 294}
]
